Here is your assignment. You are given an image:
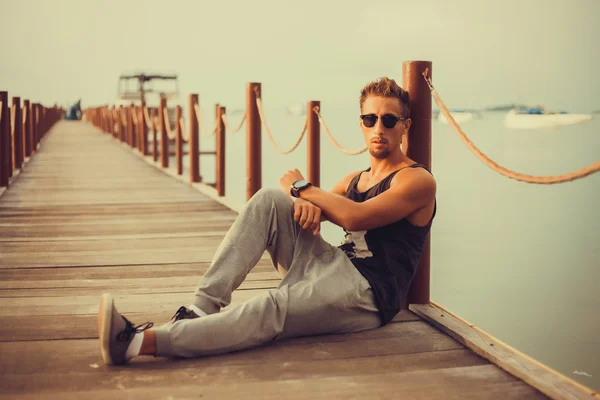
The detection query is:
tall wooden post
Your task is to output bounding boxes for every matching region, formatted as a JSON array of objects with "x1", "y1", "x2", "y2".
[
  {"x1": 140, "y1": 102, "x2": 148, "y2": 155},
  {"x1": 13, "y1": 97, "x2": 23, "y2": 170},
  {"x1": 0, "y1": 91, "x2": 9, "y2": 187},
  {"x1": 307, "y1": 100, "x2": 320, "y2": 188},
  {"x1": 108, "y1": 107, "x2": 114, "y2": 137},
  {"x1": 246, "y1": 82, "x2": 261, "y2": 201},
  {"x1": 189, "y1": 94, "x2": 200, "y2": 183},
  {"x1": 118, "y1": 106, "x2": 124, "y2": 142},
  {"x1": 152, "y1": 109, "x2": 158, "y2": 162},
  {"x1": 217, "y1": 106, "x2": 226, "y2": 196},
  {"x1": 175, "y1": 105, "x2": 183, "y2": 175},
  {"x1": 159, "y1": 97, "x2": 168, "y2": 168},
  {"x1": 31, "y1": 103, "x2": 38, "y2": 153},
  {"x1": 403, "y1": 60, "x2": 432, "y2": 305},
  {"x1": 23, "y1": 99, "x2": 31, "y2": 158}
]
